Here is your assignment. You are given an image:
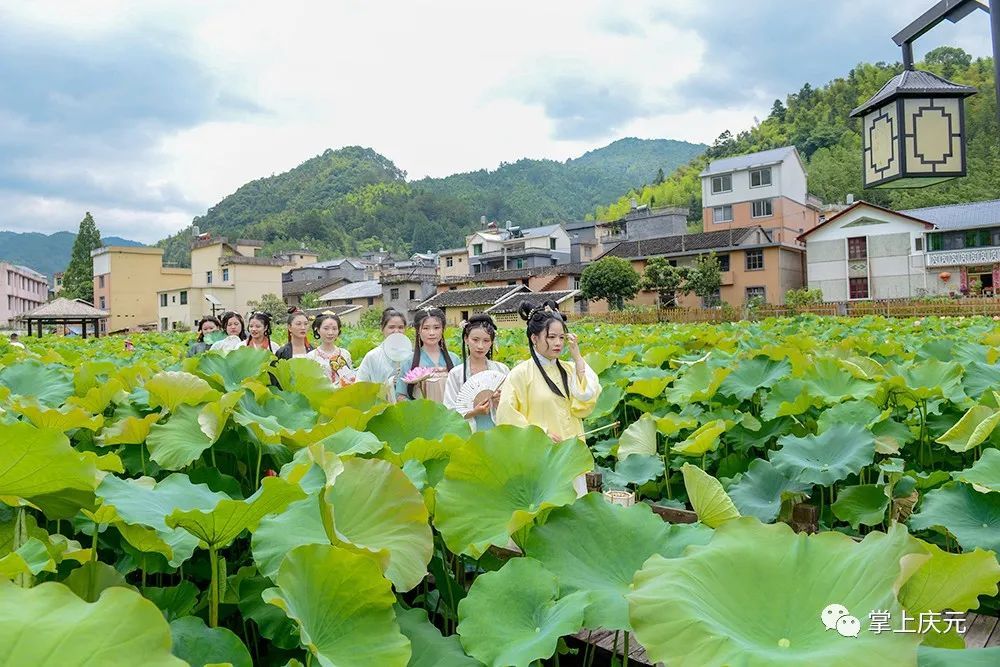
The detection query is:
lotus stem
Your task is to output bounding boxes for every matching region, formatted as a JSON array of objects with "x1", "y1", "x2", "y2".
[
  {"x1": 209, "y1": 547, "x2": 219, "y2": 628},
  {"x1": 254, "y1": 445, "x2": 263, "y2": 489},
  {"x1": 624, "y1": 631, "x2": 630, "y2": 667},
  {"x1": 611, "y1": 631, "x2": 620, "y2": 662},
  {"x1": 140, "y1": 444, "x2": 147, "y2": 476}
]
